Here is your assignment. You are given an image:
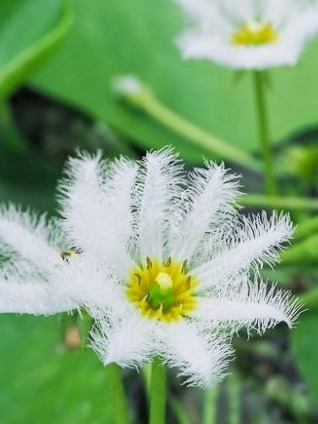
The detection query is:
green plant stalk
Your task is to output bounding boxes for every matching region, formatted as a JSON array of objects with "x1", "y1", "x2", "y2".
[
  {"x1": 171, "y1": 397, "x2": 192, "y2": 424},
  {"x1": 141, "y1": 363, "x2": 152, "y2": 405},
  {"x1": 149, "y1": 357, "x2": 167, "y2": 424},
  {"x1": 253, "y1": 71, "x2": 277, "y2": 195},
  {"x1": 228, "y1": 374, "x2": 240, "y2": 424},
  {"x1": 136, "y1": 93, "x2": 260, "y2": 173},
  {"x1": 203, "y1": 386, "x2": 218, "y2": 424},
  {"x1": 239, "y1": 194, "x2": 318, "y2": 211},
  {"x1": 107, "y1": 363, "x2": 129, "y2": 424},
  {"x1": 0, "y1": 0, "x2": 73, "y2": 100}
]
